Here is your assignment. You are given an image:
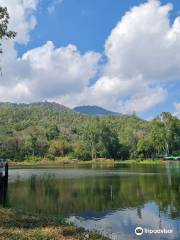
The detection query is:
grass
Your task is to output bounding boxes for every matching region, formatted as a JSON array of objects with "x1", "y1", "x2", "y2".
[
  {"x1": 117, "y1": 159, "x2": 164, "y2": 164},
  {"x1": 0, "y1": 208, "x2": 109, "y2": 240},
  {"x1": 119, "y1": 159, "x2": 180, "y2": 165},
  {"x1": 9, "y1": 158, "x2": 117, "y2": 169},
  {"x1": 9, "y1": 158, "x2": 180, "y2": 169}
]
